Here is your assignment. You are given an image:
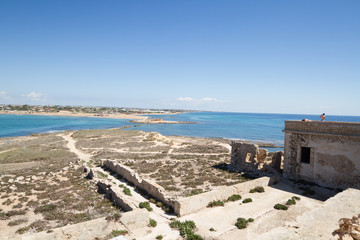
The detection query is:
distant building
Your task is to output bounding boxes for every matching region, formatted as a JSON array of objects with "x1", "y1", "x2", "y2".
[{"x1": 283, "y1": 121, "x2": 360, "y2": 189}]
